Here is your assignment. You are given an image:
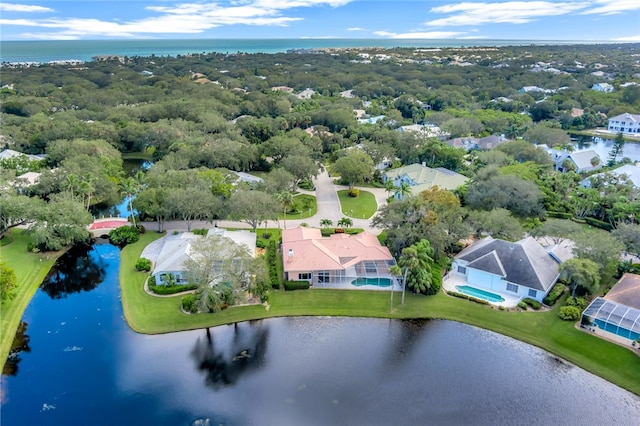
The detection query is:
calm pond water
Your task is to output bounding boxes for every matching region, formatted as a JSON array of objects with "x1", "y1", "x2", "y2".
[
  {"x1": 572, "y1": 135, "x2": 640, "y2": 162},
  {"x1": 2, "y1": 243, "x2": 640, "y2": 425}
]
